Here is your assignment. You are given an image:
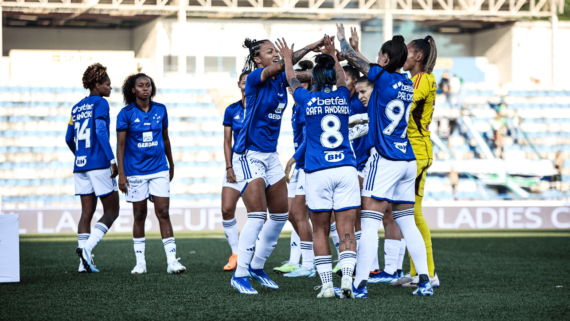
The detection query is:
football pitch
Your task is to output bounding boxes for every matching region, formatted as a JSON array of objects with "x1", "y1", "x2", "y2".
[{"x1": 2, "y1": 230, "x2": 570, "y2": 320}]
